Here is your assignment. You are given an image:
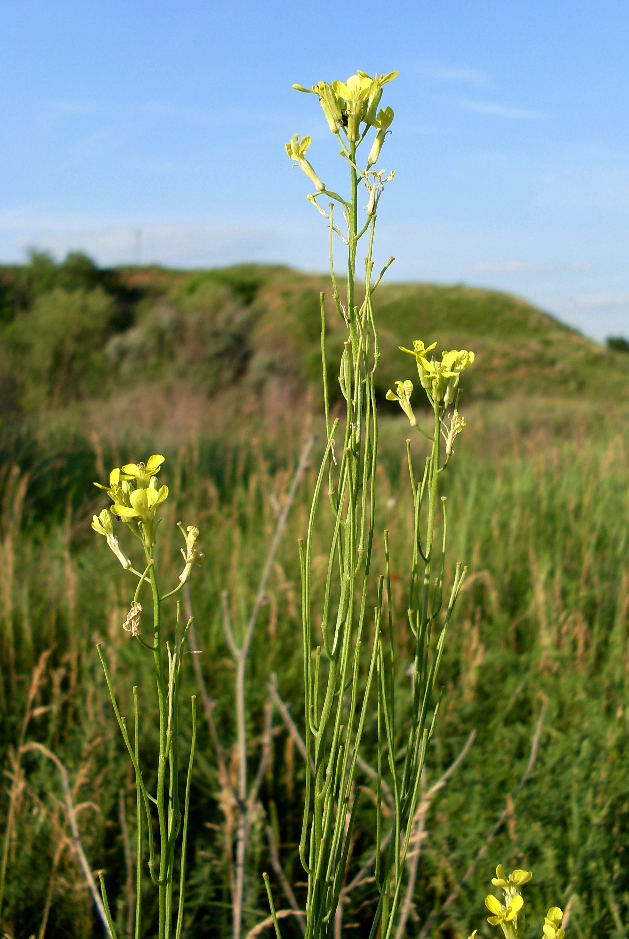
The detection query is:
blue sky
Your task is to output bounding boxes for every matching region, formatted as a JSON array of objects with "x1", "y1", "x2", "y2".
[{"x1": 1, "y1": 0, "x2": 629, "y2": 342}]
